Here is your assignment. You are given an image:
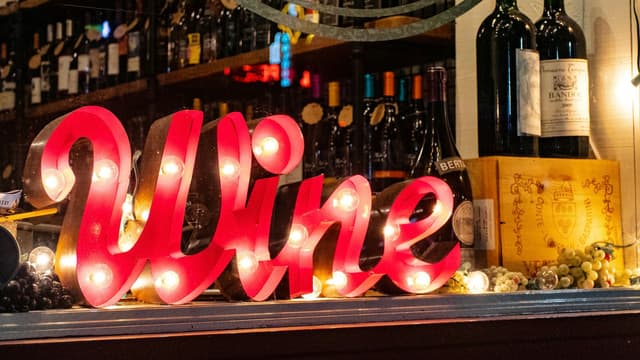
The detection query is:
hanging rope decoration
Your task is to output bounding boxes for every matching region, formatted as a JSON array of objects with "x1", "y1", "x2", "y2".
[{"x1": 236, "y1": 0, "x2": 481, "y2": 42}]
